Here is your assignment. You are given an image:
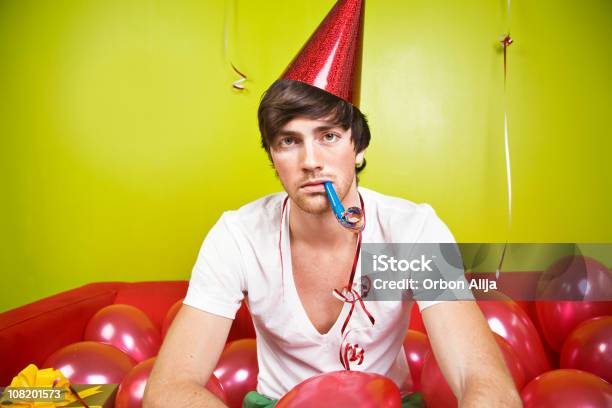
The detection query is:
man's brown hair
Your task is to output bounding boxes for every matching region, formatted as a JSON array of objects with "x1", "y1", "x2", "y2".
[{"x1": 258, "y1": 79, "x2": 371, "y2": 174}]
